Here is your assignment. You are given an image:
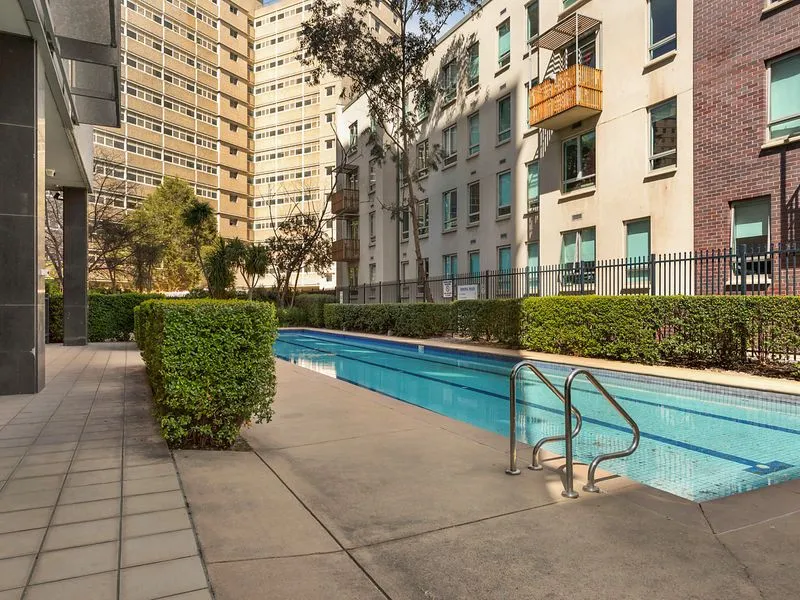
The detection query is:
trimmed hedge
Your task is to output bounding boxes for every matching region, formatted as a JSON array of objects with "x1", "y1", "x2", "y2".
[
  {"x1": 293, "y1": 293, "x2": 337, "y2": 327},
  {"x1": 321, "y1": 296, "x2": 800, "y2": 374},
  {"x1": 324, "y1": 303, "x2": 453, "y2": 338},
  {"x1": 47, "y1": 293, "x2": 162, "y2": 343},
  {"x1": 135, "y1": 299, "x2": 277, "y2": 448}
]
